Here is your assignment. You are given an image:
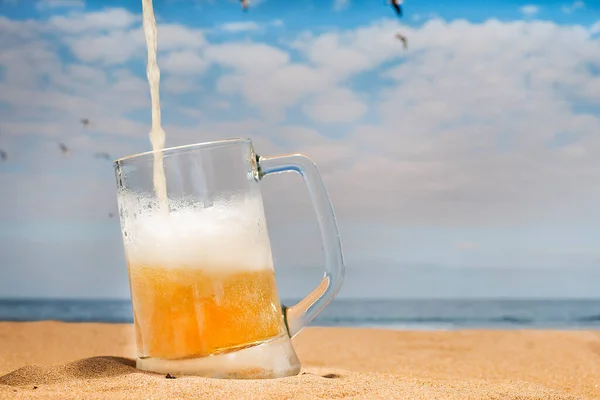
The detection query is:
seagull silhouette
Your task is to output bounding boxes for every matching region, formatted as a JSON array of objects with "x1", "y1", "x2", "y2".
[
  {"x1": 396, "y1": 32, "x2": 408, "y2": 49},
  {"x1": 80, "y1": 118, "x2": 90, "y2": 128},
  {"x1": 58, "y1": 142, "x2": 70, "y2": 155},
  {"x1": 391, "y1": 0, "x2": 403, "y2": 17}
]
